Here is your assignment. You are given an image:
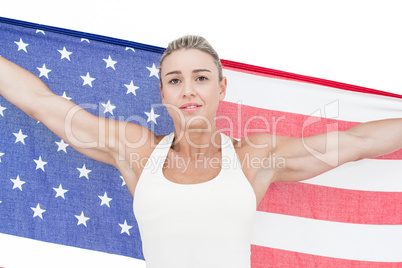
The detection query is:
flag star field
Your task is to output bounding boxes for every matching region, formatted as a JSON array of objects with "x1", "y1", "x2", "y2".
[{"x1": 0, "y1": 20, "x2": 174, "y2": 260}]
